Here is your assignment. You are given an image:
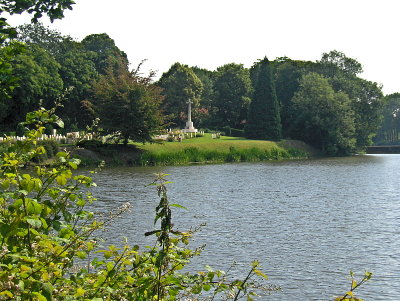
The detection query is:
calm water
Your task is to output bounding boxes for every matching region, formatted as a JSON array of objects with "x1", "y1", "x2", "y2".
[{"x1": 90, "y1": 155, "x2": 400, "y2": 300}]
